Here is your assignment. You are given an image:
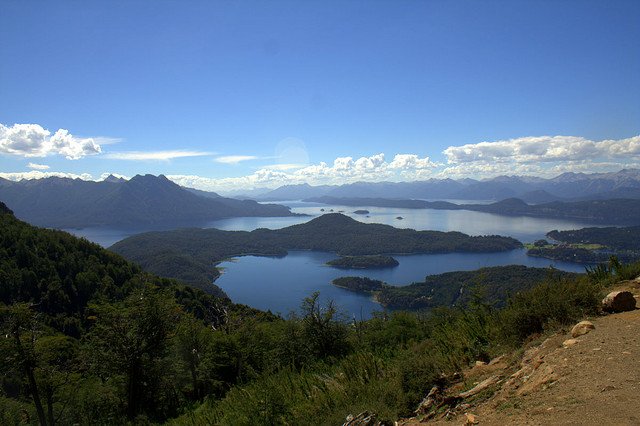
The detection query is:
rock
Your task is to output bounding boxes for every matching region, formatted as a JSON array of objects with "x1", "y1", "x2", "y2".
[
  {"x1": 458, "y1": 375, "x2": 500, "y2": 399},
  {"x1": 475, "y1": 360, "x2": 487, "y2": 367},
  {"x1": 571, "y1": 320, "x2": 595, "y2": 338},
  {"x1": 563, "y1": 338, "x2": 579, "y2": 348},
  {"x1": 342, "y1": 411, "x2": 391, "y2": 426},
  {"x1": 464, "y1": 413, "x2": 479, "y2": 424},
  {"x1": 602, "y1": 291, "x2": 637, "y2": 312},
  {"x1": 415, "y1": 386, "x2": 440, "y2": 414}
]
